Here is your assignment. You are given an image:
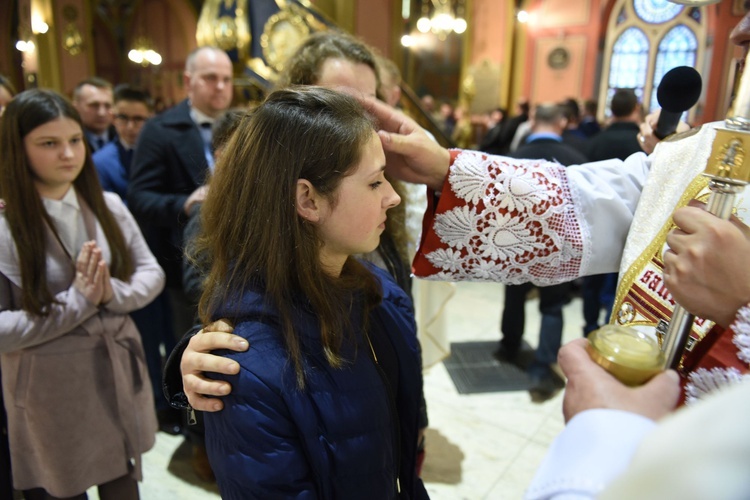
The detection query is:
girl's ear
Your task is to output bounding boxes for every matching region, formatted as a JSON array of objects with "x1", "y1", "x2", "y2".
[{"x1": 296, "y1": 179, "x2": 321, "y2": 222}]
